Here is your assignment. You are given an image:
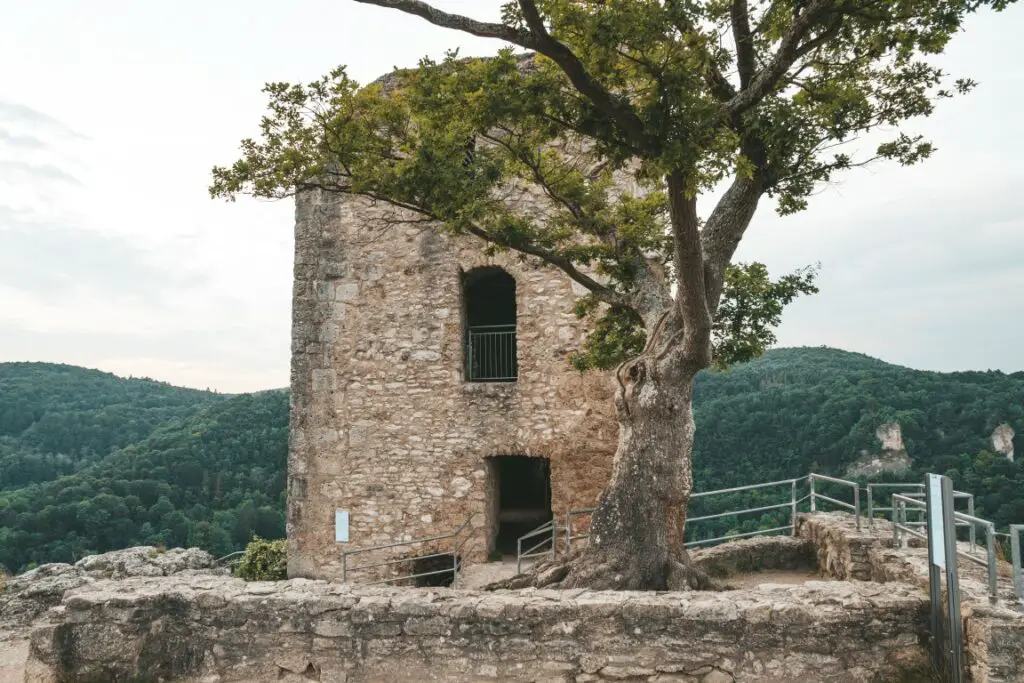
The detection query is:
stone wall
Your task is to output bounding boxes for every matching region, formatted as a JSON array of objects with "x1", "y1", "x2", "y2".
[
  {"x1": 289, "y1": 187, "x2": 618, "y2": 581},
  {"x1": 25, "y1": 574, "x2": 930, "y2": 683},
  {"x1": 798, "y1": 512, "x2": 1024, "y2": 683}
]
